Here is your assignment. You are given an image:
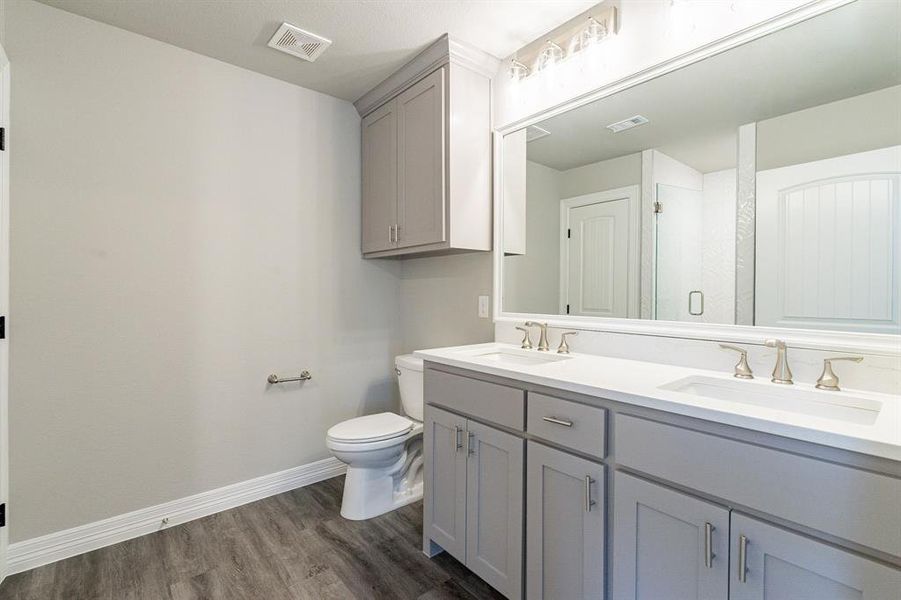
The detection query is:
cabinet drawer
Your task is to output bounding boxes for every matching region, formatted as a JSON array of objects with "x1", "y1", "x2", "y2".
[
  {"x1": 527, "y1": 393, "x2": 606, "y2": 458},
  {"x1": 616, "y1": 414, "x2": 901, "y2": 557},
  {"x1": 425, "y1": 368, "x2": 525, "y2": 431}
]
